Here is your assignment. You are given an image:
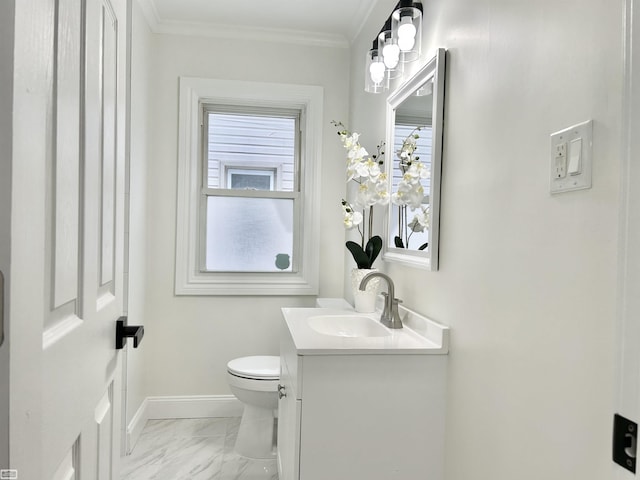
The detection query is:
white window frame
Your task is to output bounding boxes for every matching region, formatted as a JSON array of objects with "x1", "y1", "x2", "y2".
[{"x1": 176, "y1": 77, "x2": 322, "y2": 295}]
